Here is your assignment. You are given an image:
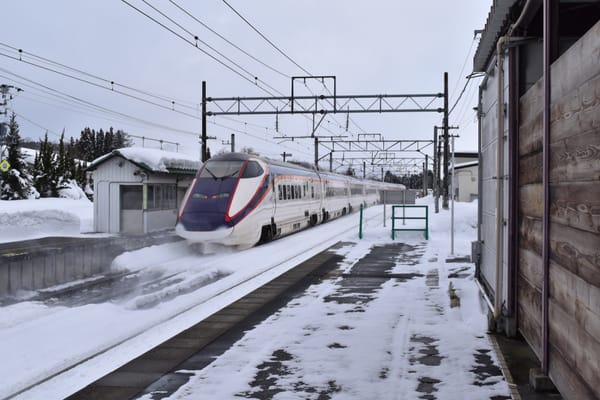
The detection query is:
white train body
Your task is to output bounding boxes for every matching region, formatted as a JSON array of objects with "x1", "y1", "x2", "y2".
[{"x1": 176, "y1": 152, "x2": 404, "y2": 247}]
